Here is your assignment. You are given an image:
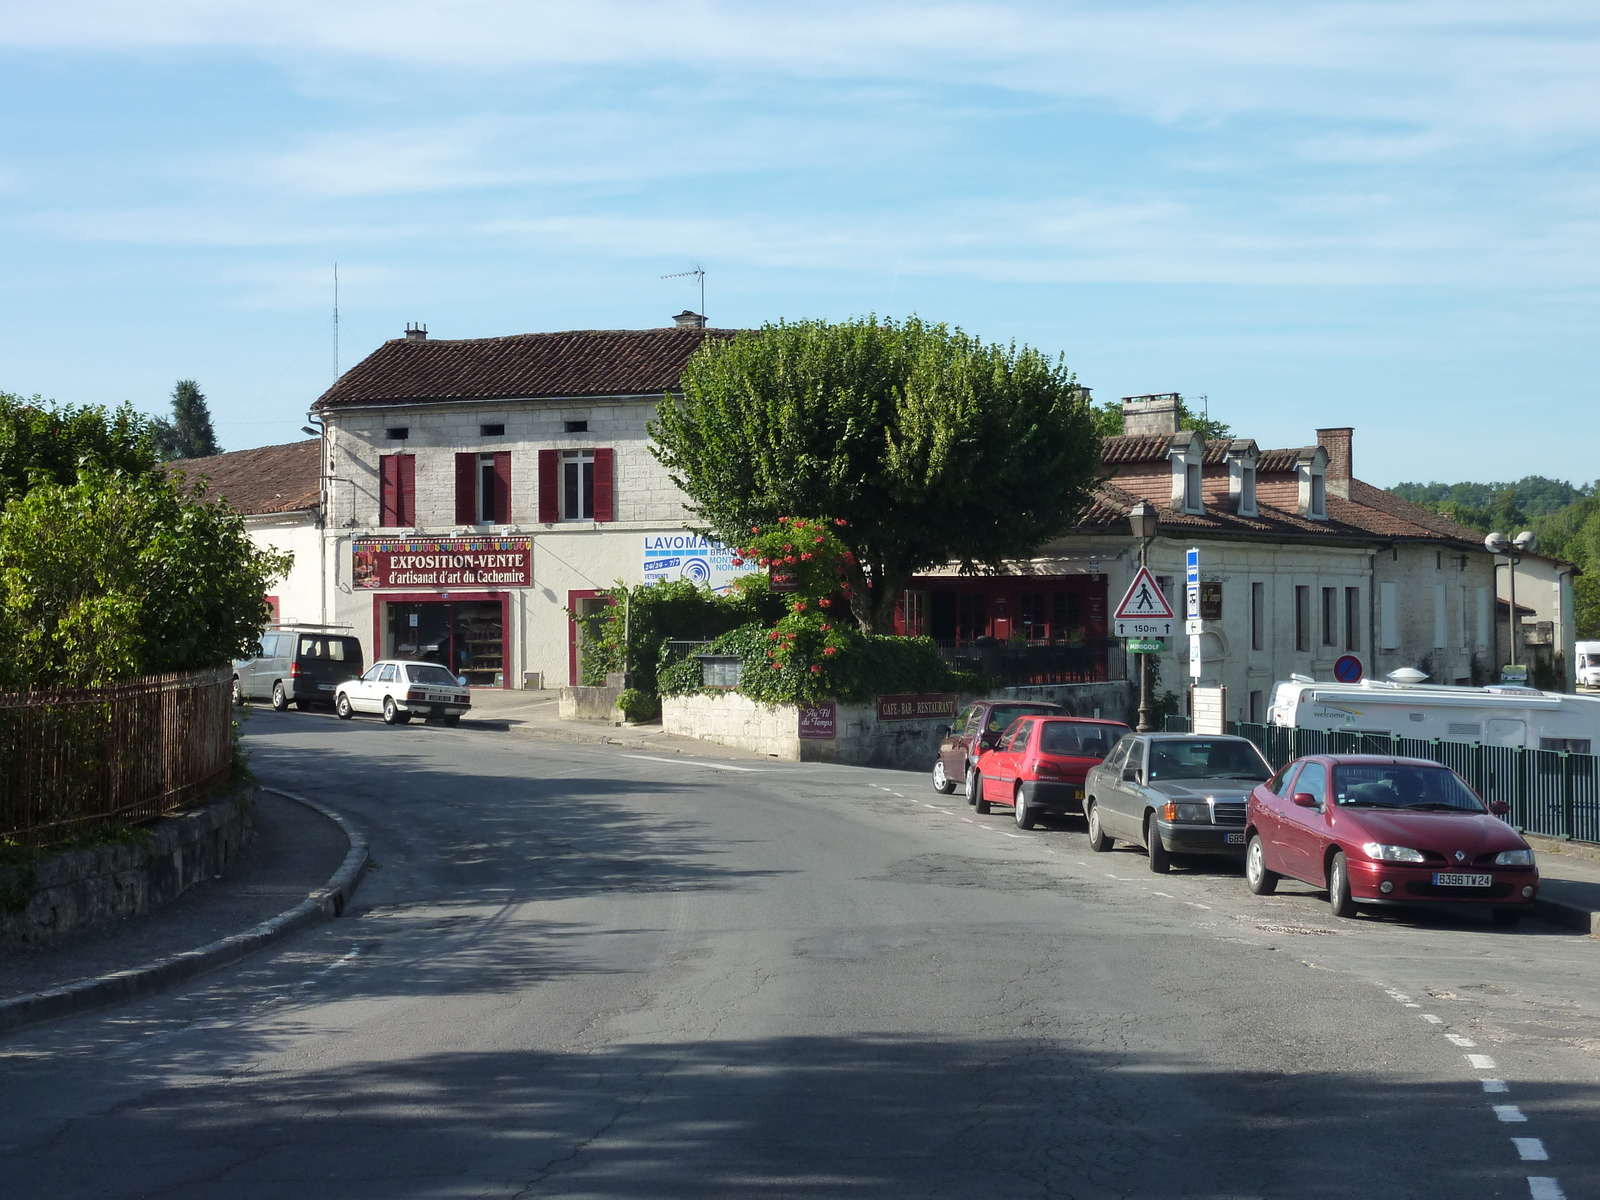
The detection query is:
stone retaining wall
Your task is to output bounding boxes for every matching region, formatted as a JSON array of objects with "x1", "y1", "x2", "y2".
[
  {"x1": 559, "y1": 686, "x2": 624, "y2": 723},
  {"x1": 0, "y1": 780, "x2": 258, "y2": 950},
  {"x1": 662, "y1": 681, "x2": 1138, "y2": 771}
]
